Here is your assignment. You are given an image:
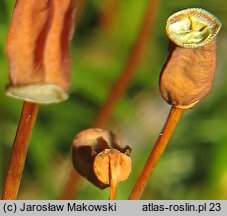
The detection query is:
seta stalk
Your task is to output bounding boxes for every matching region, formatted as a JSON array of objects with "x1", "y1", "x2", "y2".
[
  {"x1": 2, "y1": 102, "x2": 38, "y2": 200},
  {"x1": 129, "y1": 8, "x2": 221, "y2": 200},
  {"x1": 60, "y1": 0, "x2": 159, "y2": 199},
  {"x1": 128, "y1": 107, "x2": 184, "y2": 199}
]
